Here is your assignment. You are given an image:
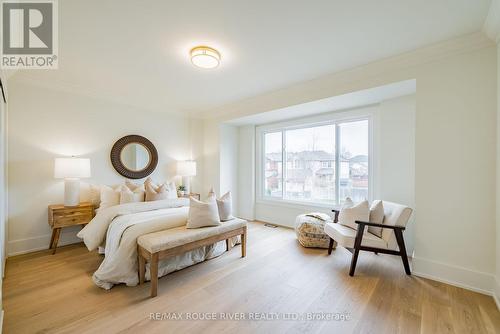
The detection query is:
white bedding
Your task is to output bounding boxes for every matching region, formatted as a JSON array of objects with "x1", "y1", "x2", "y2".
[{"x1": 77, "y1": 199, "x2": 237, "y2": 290}]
